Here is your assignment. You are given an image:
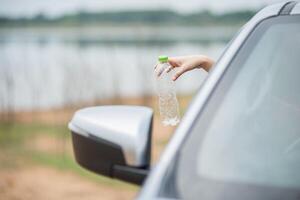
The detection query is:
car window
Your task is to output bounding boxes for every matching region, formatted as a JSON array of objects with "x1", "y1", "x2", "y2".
[{"x1": 162, "y1": 16, "x2": 300, "y2": 199}]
